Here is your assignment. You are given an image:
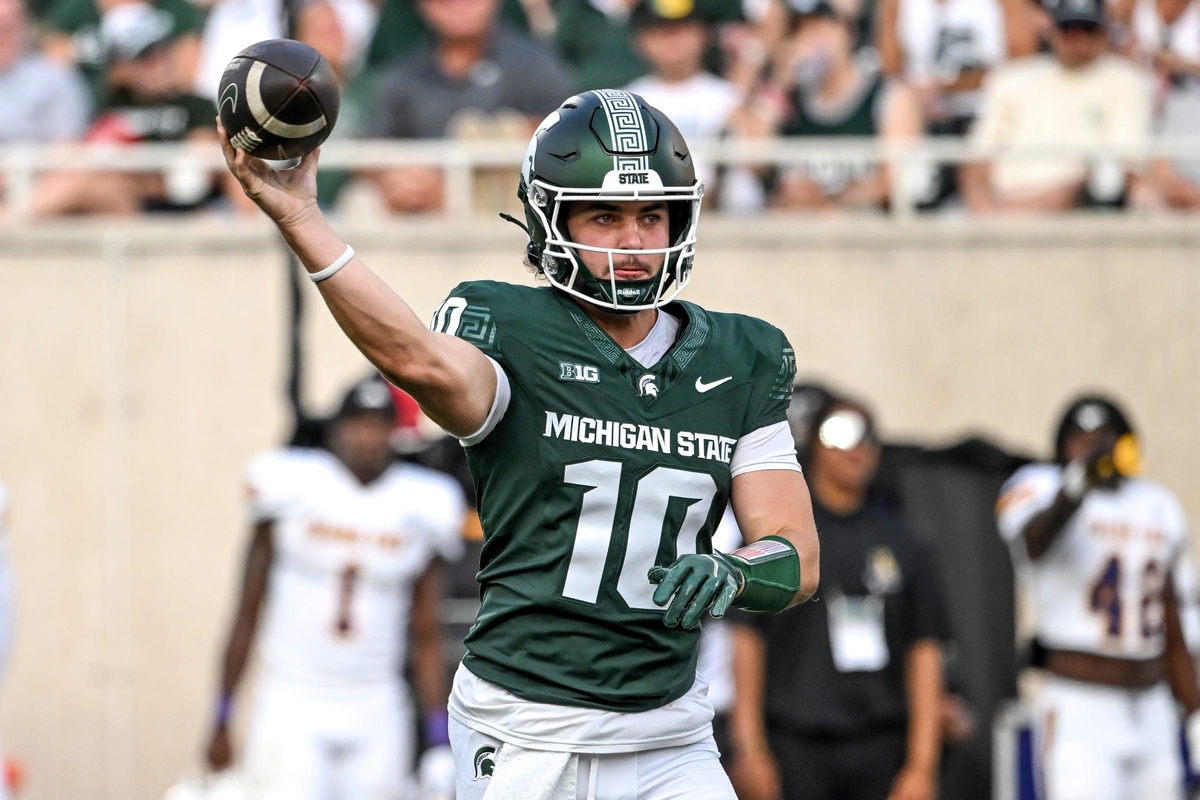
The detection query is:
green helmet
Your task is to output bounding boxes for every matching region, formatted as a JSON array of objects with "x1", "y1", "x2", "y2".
[{"x1": 517, "y1": 90, "x2": 704, "y2": 312}]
